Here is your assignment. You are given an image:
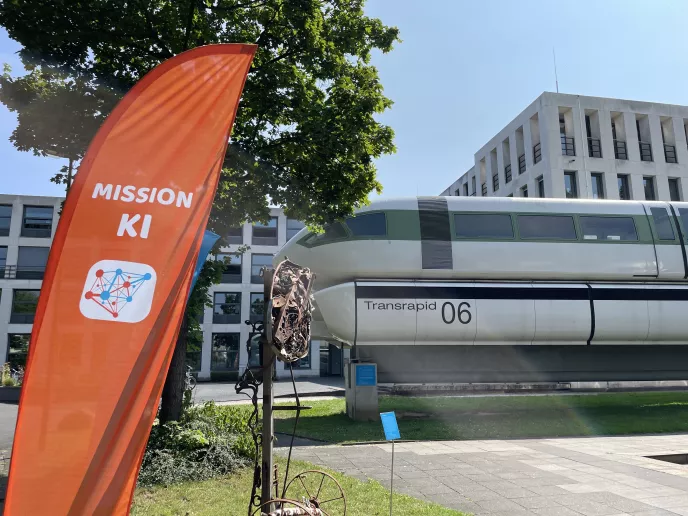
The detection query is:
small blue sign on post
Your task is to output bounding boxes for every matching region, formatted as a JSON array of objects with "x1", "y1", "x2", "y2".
[
  {"x1": 380, "y1": 411, "x2": 400, "y2": 441},
  {"x1": 355, "y1": 364, "x2": 376, "y2": 386}
]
